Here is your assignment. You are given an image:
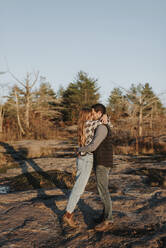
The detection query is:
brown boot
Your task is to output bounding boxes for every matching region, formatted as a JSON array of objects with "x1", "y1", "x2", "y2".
[
  {"x1": 95, "y1": 220, "x2": 113, "y2": 232},
  {"x1": 62, "y1": 212, "x2": 77, "y2": 228}
]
